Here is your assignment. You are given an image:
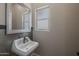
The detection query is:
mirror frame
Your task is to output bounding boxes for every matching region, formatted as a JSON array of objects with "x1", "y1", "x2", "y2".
[{"x1": 6, "y1": 3, "x2": 32, "y2": 34}]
